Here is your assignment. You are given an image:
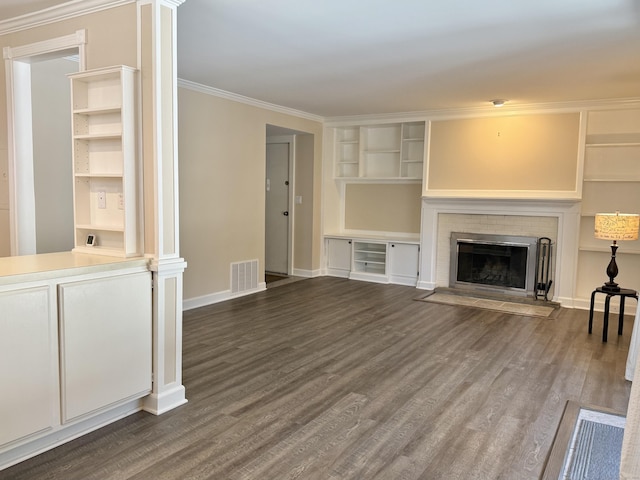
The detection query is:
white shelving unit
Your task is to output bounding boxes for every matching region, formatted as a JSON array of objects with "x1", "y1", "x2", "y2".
[
  {"x1": 577, "y1": 108, "x2": 640, "y2": 299},
  {"x1": 334, "y1": 121, "x2": 425, "y2": 180},
  {"x1": 324, "y1": 235, "x2": 420, "y2": 286},
  {"x1": 335, "y1": 127, "x2": 360, "y2": 178},
  {"x1": 69, "y1": 65, "x2": 140, "y2": 257},
  {"x1": 352, "y1": 241, "x2": 387, "y2": 278}
]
